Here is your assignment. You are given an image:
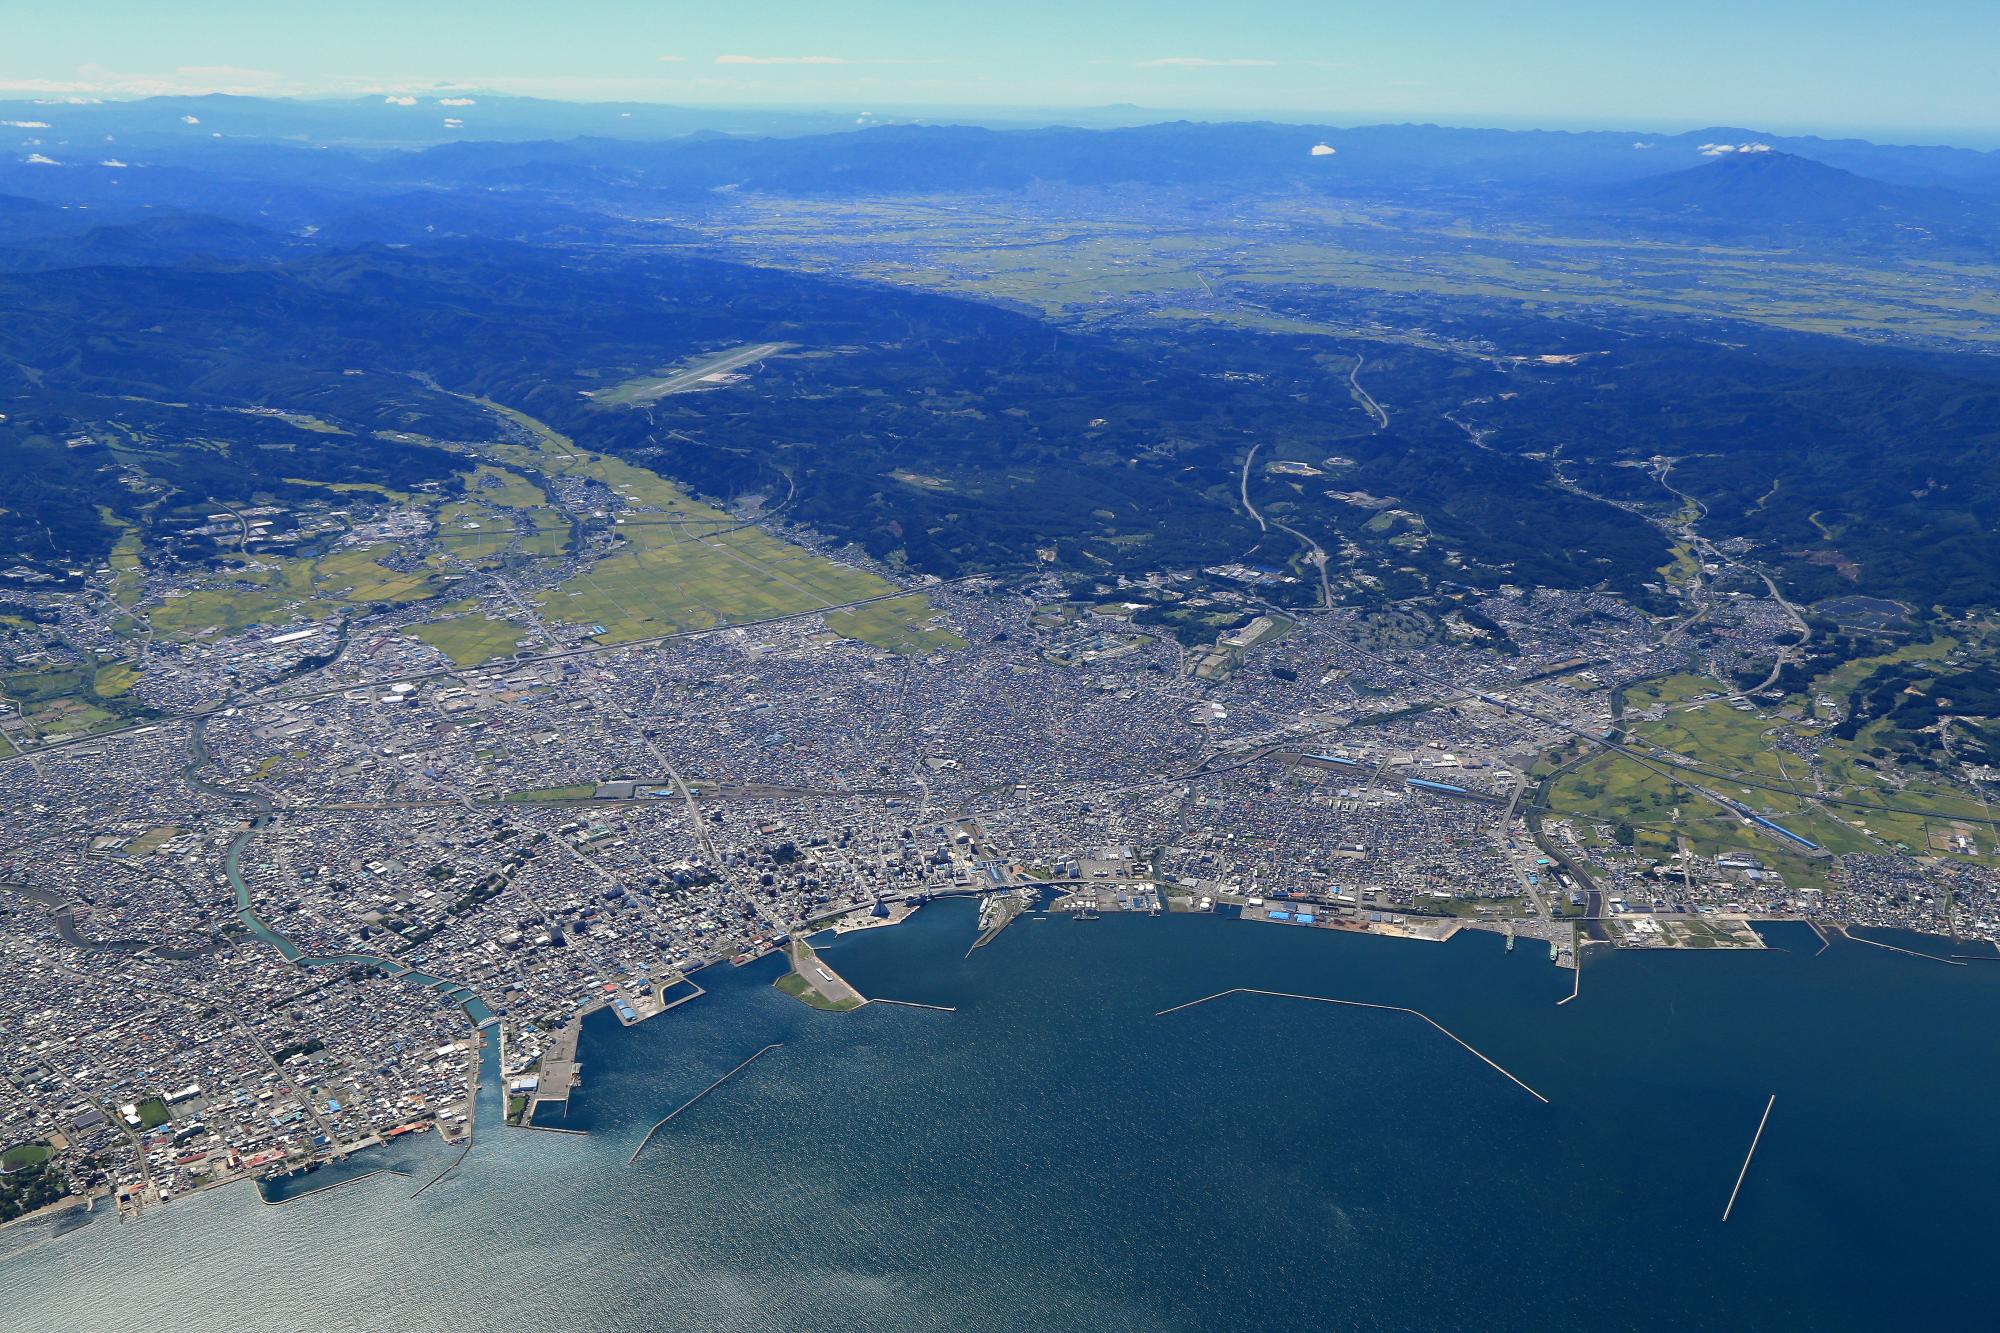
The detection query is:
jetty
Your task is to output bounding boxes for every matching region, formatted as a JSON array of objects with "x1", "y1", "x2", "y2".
[
  {"x1": 1556, "y1": 949, "x2": 1582, "y2": 1007},
  {"x1": 411, "y1": 1137, "x2": 473, "y2": 1199},
  {"x1": 967, "y1": 887, "x2": 1034, "y2": 956},
  {"x1": 1830, "y1": 924, "x2": 1964, "y2": 966},
  {"x1": 628, "y1": 1044, "x2": 784, "y2": 1164},
  {"x1": 1721, "y1": 1094, "x2": 1776, "y2": 1222},
  {"x1": 1156, "y1": 988, "x2": 1550, "y2": 1104}
]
